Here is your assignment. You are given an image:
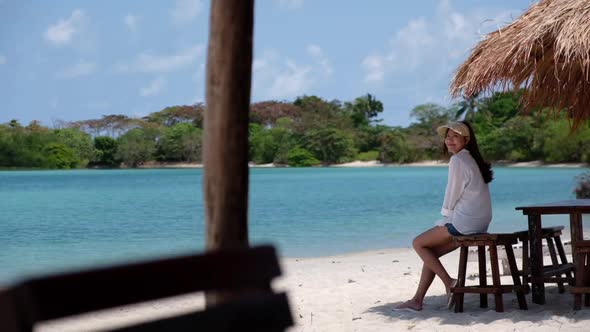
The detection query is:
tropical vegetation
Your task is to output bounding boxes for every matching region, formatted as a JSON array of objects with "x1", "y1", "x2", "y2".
[{"x1": 1, "y1": 91, "x2": 590, "y2": 169}]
